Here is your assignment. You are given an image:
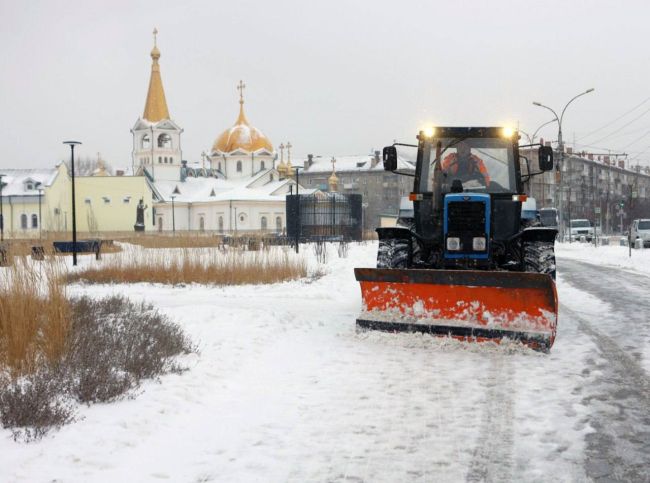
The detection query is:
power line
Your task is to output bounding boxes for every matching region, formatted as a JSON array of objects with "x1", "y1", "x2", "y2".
[
  {"x1": 587, "y1": 106, "x2": 650, "y2": 145},
  {"x1": 577, "y1": 95, "x2": 650, "y2": 142}
]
